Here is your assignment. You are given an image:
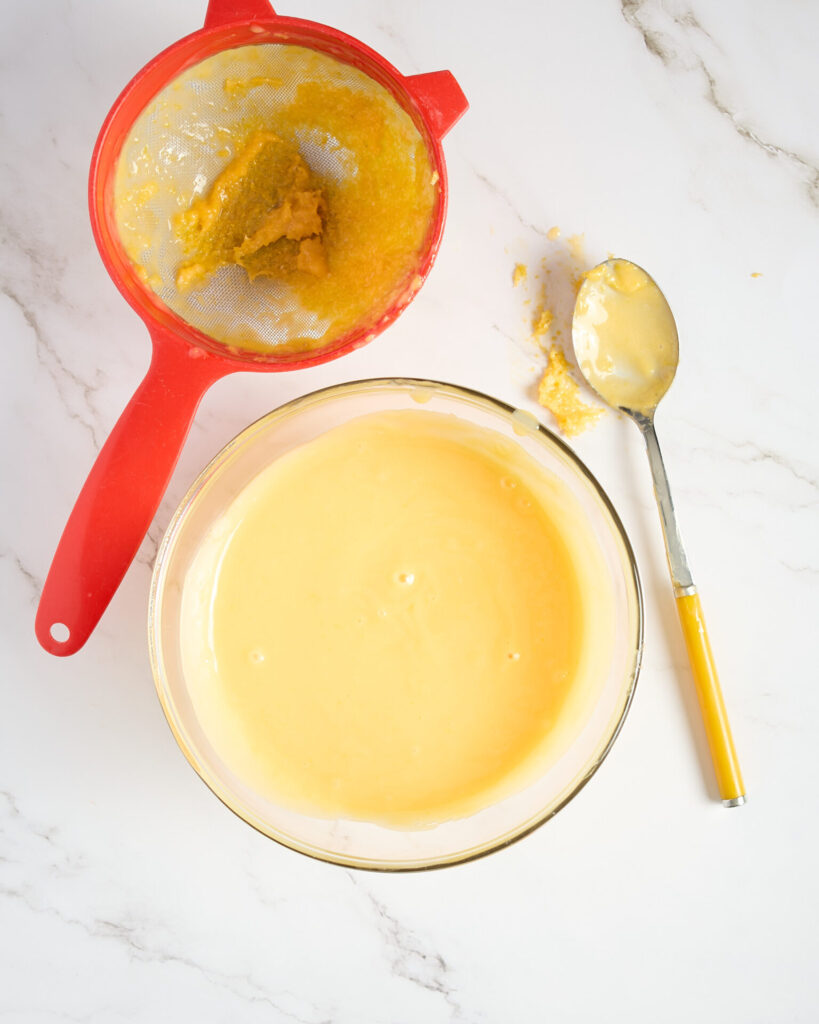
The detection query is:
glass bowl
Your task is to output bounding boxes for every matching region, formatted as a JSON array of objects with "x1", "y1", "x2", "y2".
[{"x1": 149, "y1": 379, "x2": 643, "y2": 870}]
